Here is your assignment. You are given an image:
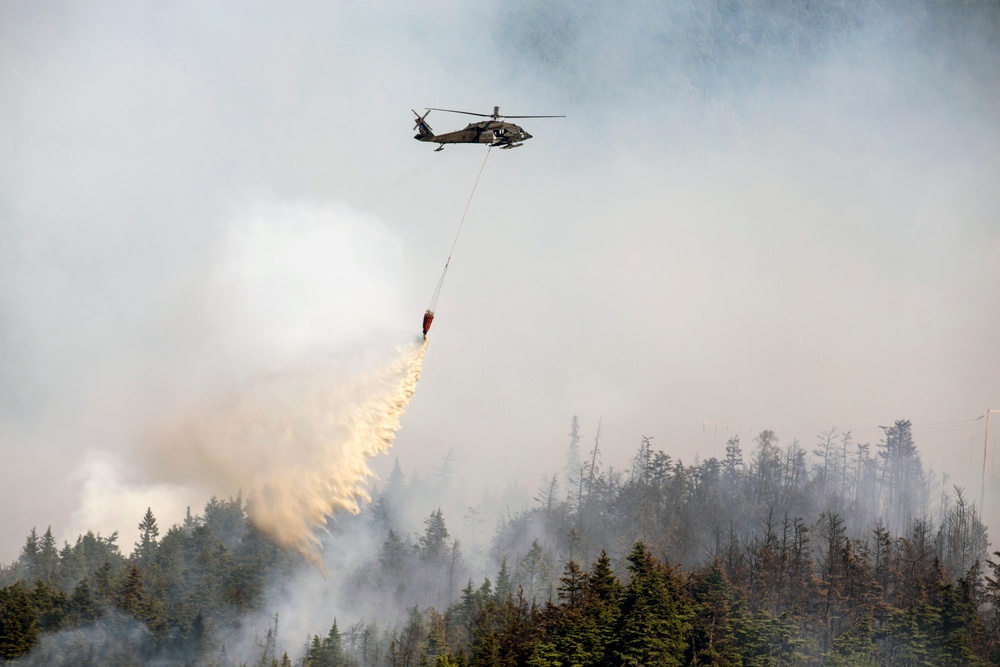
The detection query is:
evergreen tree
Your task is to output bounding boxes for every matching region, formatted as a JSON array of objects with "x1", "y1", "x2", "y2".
[
  {"x1": 824, "y1": 615, "x2": 877, "y2": 667},
  {"x1": 66, "y1": 578, "x2": 99, "y2": 625},
  {"x1": 30, "y1": 578, "x2": 66, "y2": 633},
  {"x1": 204, "y1": 493, "x2": 247, "y2": 549},
  {"x1": 937, "y1": 486, "x2": 989, "y2": 578},
  {"x1": 751, "y1": 430, "x2": 782, "y2": 507},
  {"x1": 118, "y1": 562, "x2": 145, "y2": 619},
  {"x1": 517, "y1": 540, "x2": 551, "y2": 603},
  {"x1": 984, "y1": 551, "x2": 1000, "y2": 664},
  {"x1": 450, "y1": 577, "x2": 494, "y2": 651},
  {"x1": 89, "y1": 563, "x2": 112, "y2": 611},
  {"x1": 0, "y1": 581, "x2": 40, "y2": 659},
  {"x1": 17, "y1": 528, "x2": 40, "y2": 582},
  {"x1": 937, "y1": 563, "x2": 986, "y2": 667},
  {"x1": 306, "y1": 618, "x2": 349, "y2": 667},
  {"x1": 469, "y1": 629, "x2": 500, "y2": 667},
  {"x1": 326, "y1": 618, "x2": 346, "y2": 667},
  {"x1": 37, "y1": 527, "x2": 60, "y2": 584},
  {"x1": 133, "y1": 507, "x2": 160, "y2": 564},
  {"x1": 385, "y1": 459, "x2": 407, "y2": 506},
  {"x1": 531, "y1": 559, "x2": 603, "y2": 667},
  {"x1": 557, "y1": 560, "x2": 588, "y2": 608},
  {"x1": 494, "y1": 559, "x2": 513, "y2": 602},
  {"x1": 614, "y1": 542, "x2": 693, "y2": 667},
  {"x1": 687, "y1": 559, "x2": 742, "y2": 666},
  {"x1": 585, "y1": 549, "x2": 621, "y2": 664},
  {"x1": 877, "y1": 420, "x2": 926, "y2": 534},
  {"x1": 306, "y1": 634, "x2": 326, "y2": 667},
  {"x1": 183, "y1": 506, "x2": 202, "y2": 533},
  {"x1": 419, "y1": 509, "x2": 450, "y2": 564},
  {"x1": 723, "y1": 435, "x2": 743, "y2": 476}
]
